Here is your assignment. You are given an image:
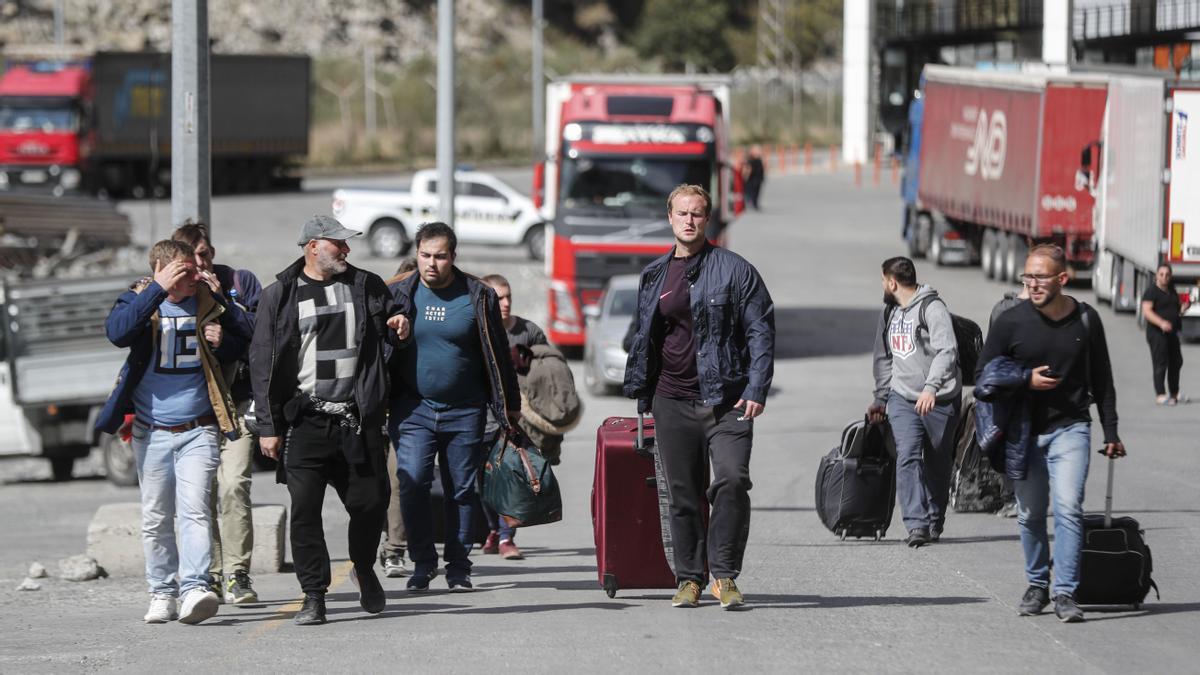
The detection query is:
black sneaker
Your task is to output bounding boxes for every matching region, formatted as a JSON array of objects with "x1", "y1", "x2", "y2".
[
  {"x1": 929, "y1": 528, "x2": 943, "y2": 542},
  {"x1": 1017, "y1": 585, "x2": 1050, "y2": 616},
  {"x1": 446, "y1": 575, "x2": 474, "y2": 592},
  {"x1": 905, "y1": 528, "x2": 930, "y2": 548},
  {"x1": 352, "y1": 566, "x2": 386, "y2": 614},
  {"x1": 406, "y1": 568, "x2": 438, "y2": 592},
  {"x1": 294, "y1": 592, "x2": 327, "y2": 626},
  {"x1": 1053, "y1": 594, "x2": 1085, "y2": 623}
]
